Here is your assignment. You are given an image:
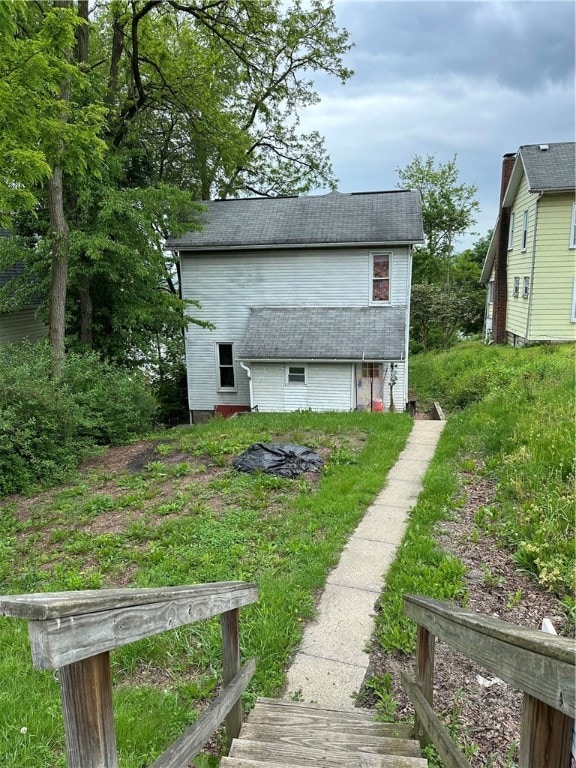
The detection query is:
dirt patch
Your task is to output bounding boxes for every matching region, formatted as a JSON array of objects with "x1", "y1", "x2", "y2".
[{"x1": 362, "y1": 468, "x2": 573, "y2": 767}]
